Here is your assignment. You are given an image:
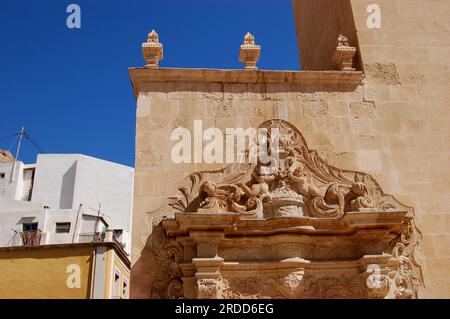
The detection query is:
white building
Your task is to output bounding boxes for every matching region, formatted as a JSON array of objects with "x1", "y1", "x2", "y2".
[{"x1": 0, "y1": 152, "x2": 134, "y2": 255}]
